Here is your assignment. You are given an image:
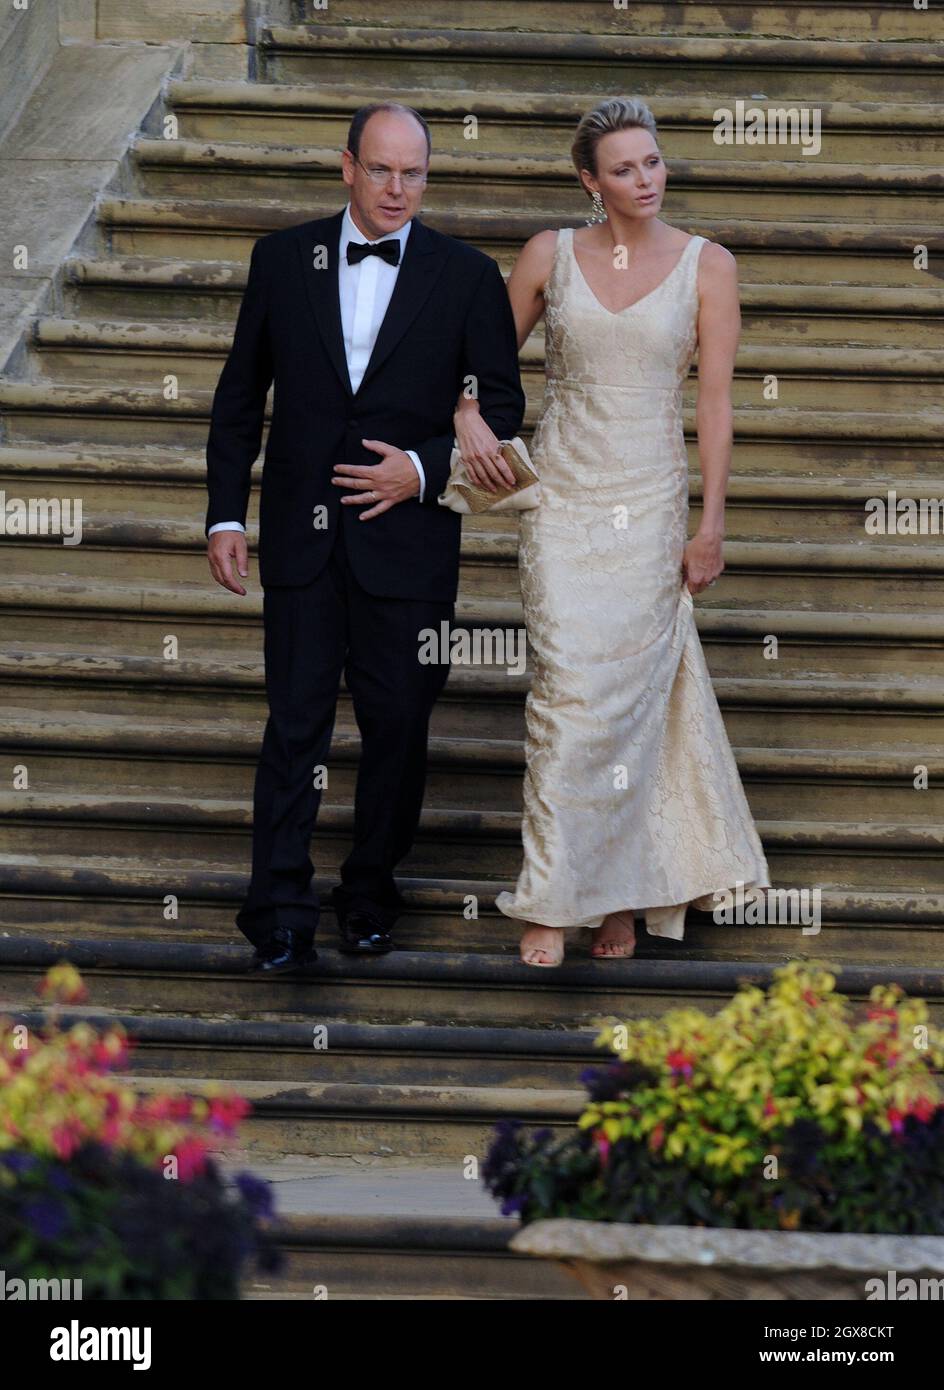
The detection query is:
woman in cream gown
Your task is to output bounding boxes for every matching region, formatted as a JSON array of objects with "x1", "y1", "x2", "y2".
[{"x1": 455, "y1": 98, "x2": 769, "y2": 966}]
